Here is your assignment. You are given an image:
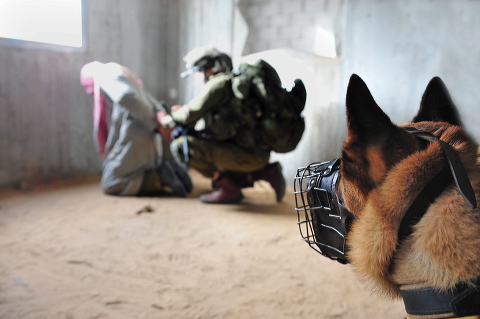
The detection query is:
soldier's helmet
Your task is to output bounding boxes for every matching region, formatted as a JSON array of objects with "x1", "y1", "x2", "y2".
[{"x1": 180, "y1": 45, "x2": 233, "y2": 78}]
